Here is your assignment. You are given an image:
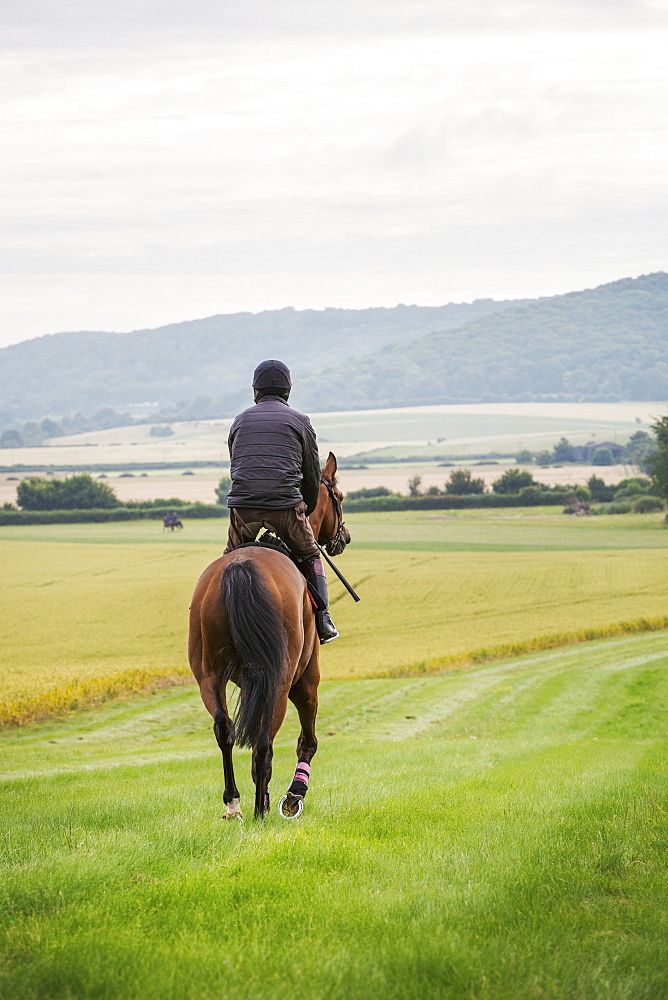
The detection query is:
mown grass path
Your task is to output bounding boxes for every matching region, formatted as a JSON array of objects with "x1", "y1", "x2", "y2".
[{"x1": 2, "y1": 632, "x2": 667, "y2": 999}]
